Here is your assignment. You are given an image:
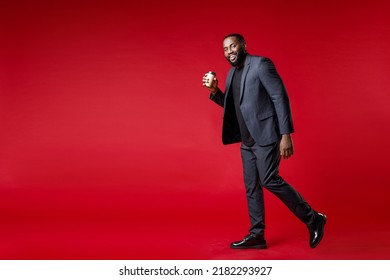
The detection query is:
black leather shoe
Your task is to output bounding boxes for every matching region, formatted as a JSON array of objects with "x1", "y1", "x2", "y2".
[
  {"x1": 308, "y1": 213, "x2": 327, "y2": 248},
  {"x1": 230, "y1": 234, "x2": 267, "y2": 249}
]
